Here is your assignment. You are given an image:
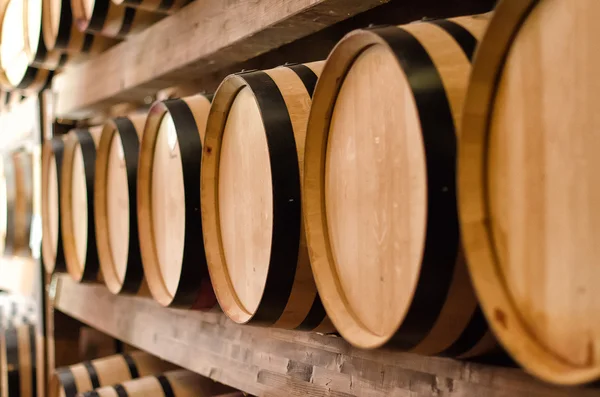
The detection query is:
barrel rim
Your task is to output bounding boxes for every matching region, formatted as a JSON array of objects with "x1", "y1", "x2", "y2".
[
  {"x1": 95, "y1": 118, "x2": 145, "y2": 295},
  {"x1": 42, "y1": 137, "x2": 65, "y2": 273},
  {"x1": 138, "y1": 97, "x2": 214, "y2": 308},
  {"x1": 458, "y1": 0, "x2": 600, "y2": 385}
]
